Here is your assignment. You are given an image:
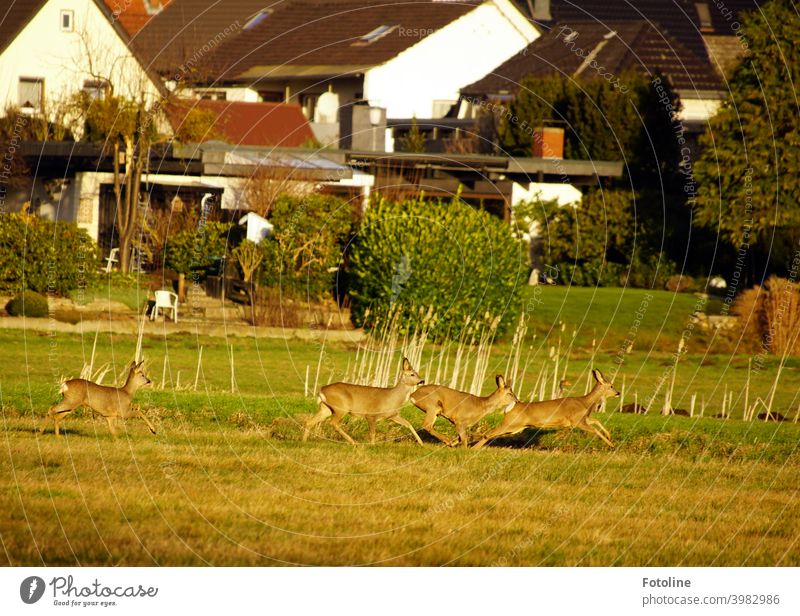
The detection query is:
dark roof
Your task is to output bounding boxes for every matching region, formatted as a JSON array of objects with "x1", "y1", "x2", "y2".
[
  {"x1": 167, "y1": 99, "x2": 316, "y2": 147},
  {"x1": 518, "y1": 0, "x2": 763, "y2": 63},
  {"x1": 463, "y1": 20, "x2": 722, "y2": 95},
  {"x1": 134, "y1": 0, "x2": 478, "y2": 81},
  {"x1": 0, "y1": 0, "x2": 46, "y2": 55}
]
